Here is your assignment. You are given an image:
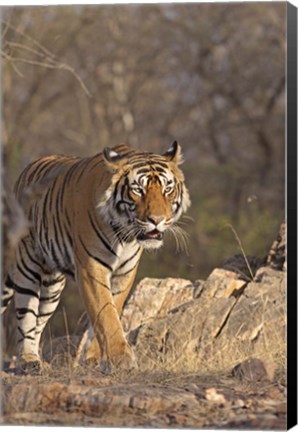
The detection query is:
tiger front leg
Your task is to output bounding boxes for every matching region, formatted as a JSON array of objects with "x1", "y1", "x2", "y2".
[
  {"x1": 77, "y1": 264, "x2": 140, "y2": 368},
  {"x1": 76, "y1": 264, "x2": 136, "y2": 372}
]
